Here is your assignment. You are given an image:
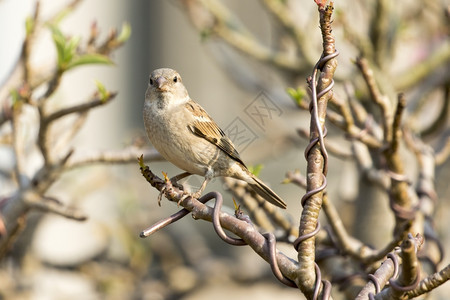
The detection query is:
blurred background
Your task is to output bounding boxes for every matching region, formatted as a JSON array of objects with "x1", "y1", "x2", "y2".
[{"x1": 0, "y1": 0, "x2": 448, "y2": 299}]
